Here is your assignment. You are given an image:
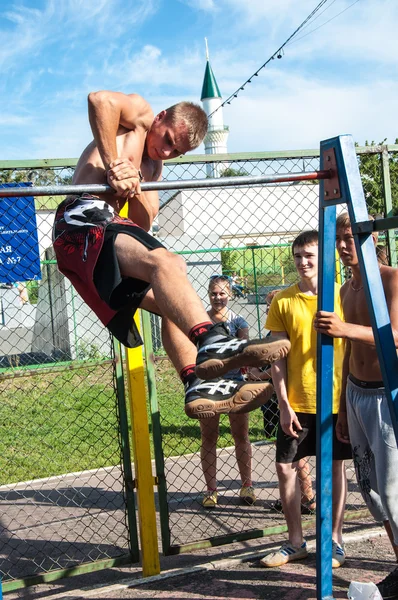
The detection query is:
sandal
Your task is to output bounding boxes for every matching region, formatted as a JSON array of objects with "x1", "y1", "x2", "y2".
[
  {"x1": 202, "y1": 490, "x2": 218, "y2": 508},
  {"x1": 300, "y1": 497, "x2": 316, "y2": 515},
  {"x1": 270, "y1": 497, "x2": 316, "y2": 514},
  {"x1": 270, "y1": 498, "x2": 283, "y2": 512}
]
